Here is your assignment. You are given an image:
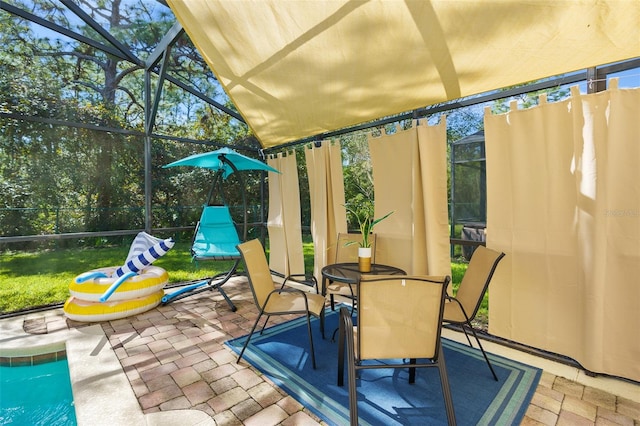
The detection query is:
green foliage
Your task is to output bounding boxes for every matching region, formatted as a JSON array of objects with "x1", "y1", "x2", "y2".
[
  {"x1": 341, "y1": 132, "x2": 374, "y2": 204},
  {"x1": 344, "y1": 200, "x2": 393, "y2": 248},
  {"x1": 450, "y1": 260, "x2": 467, "y2": 288},
  {"x1": 491, "y1": 85, "x2": 571, "y2": 114},
  {"x1": 339, "y1": 131, "x2": 395, "y2": 246},
  {"x1": 0, "y1": 0, "x2": 259, "y2": 241}
]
